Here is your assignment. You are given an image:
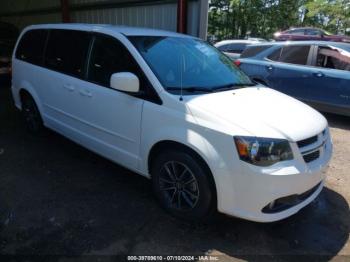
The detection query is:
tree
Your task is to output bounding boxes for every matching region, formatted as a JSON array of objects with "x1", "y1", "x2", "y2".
[{"x1": 208, "y1": 0, "x2": 350, "y2": 40}]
